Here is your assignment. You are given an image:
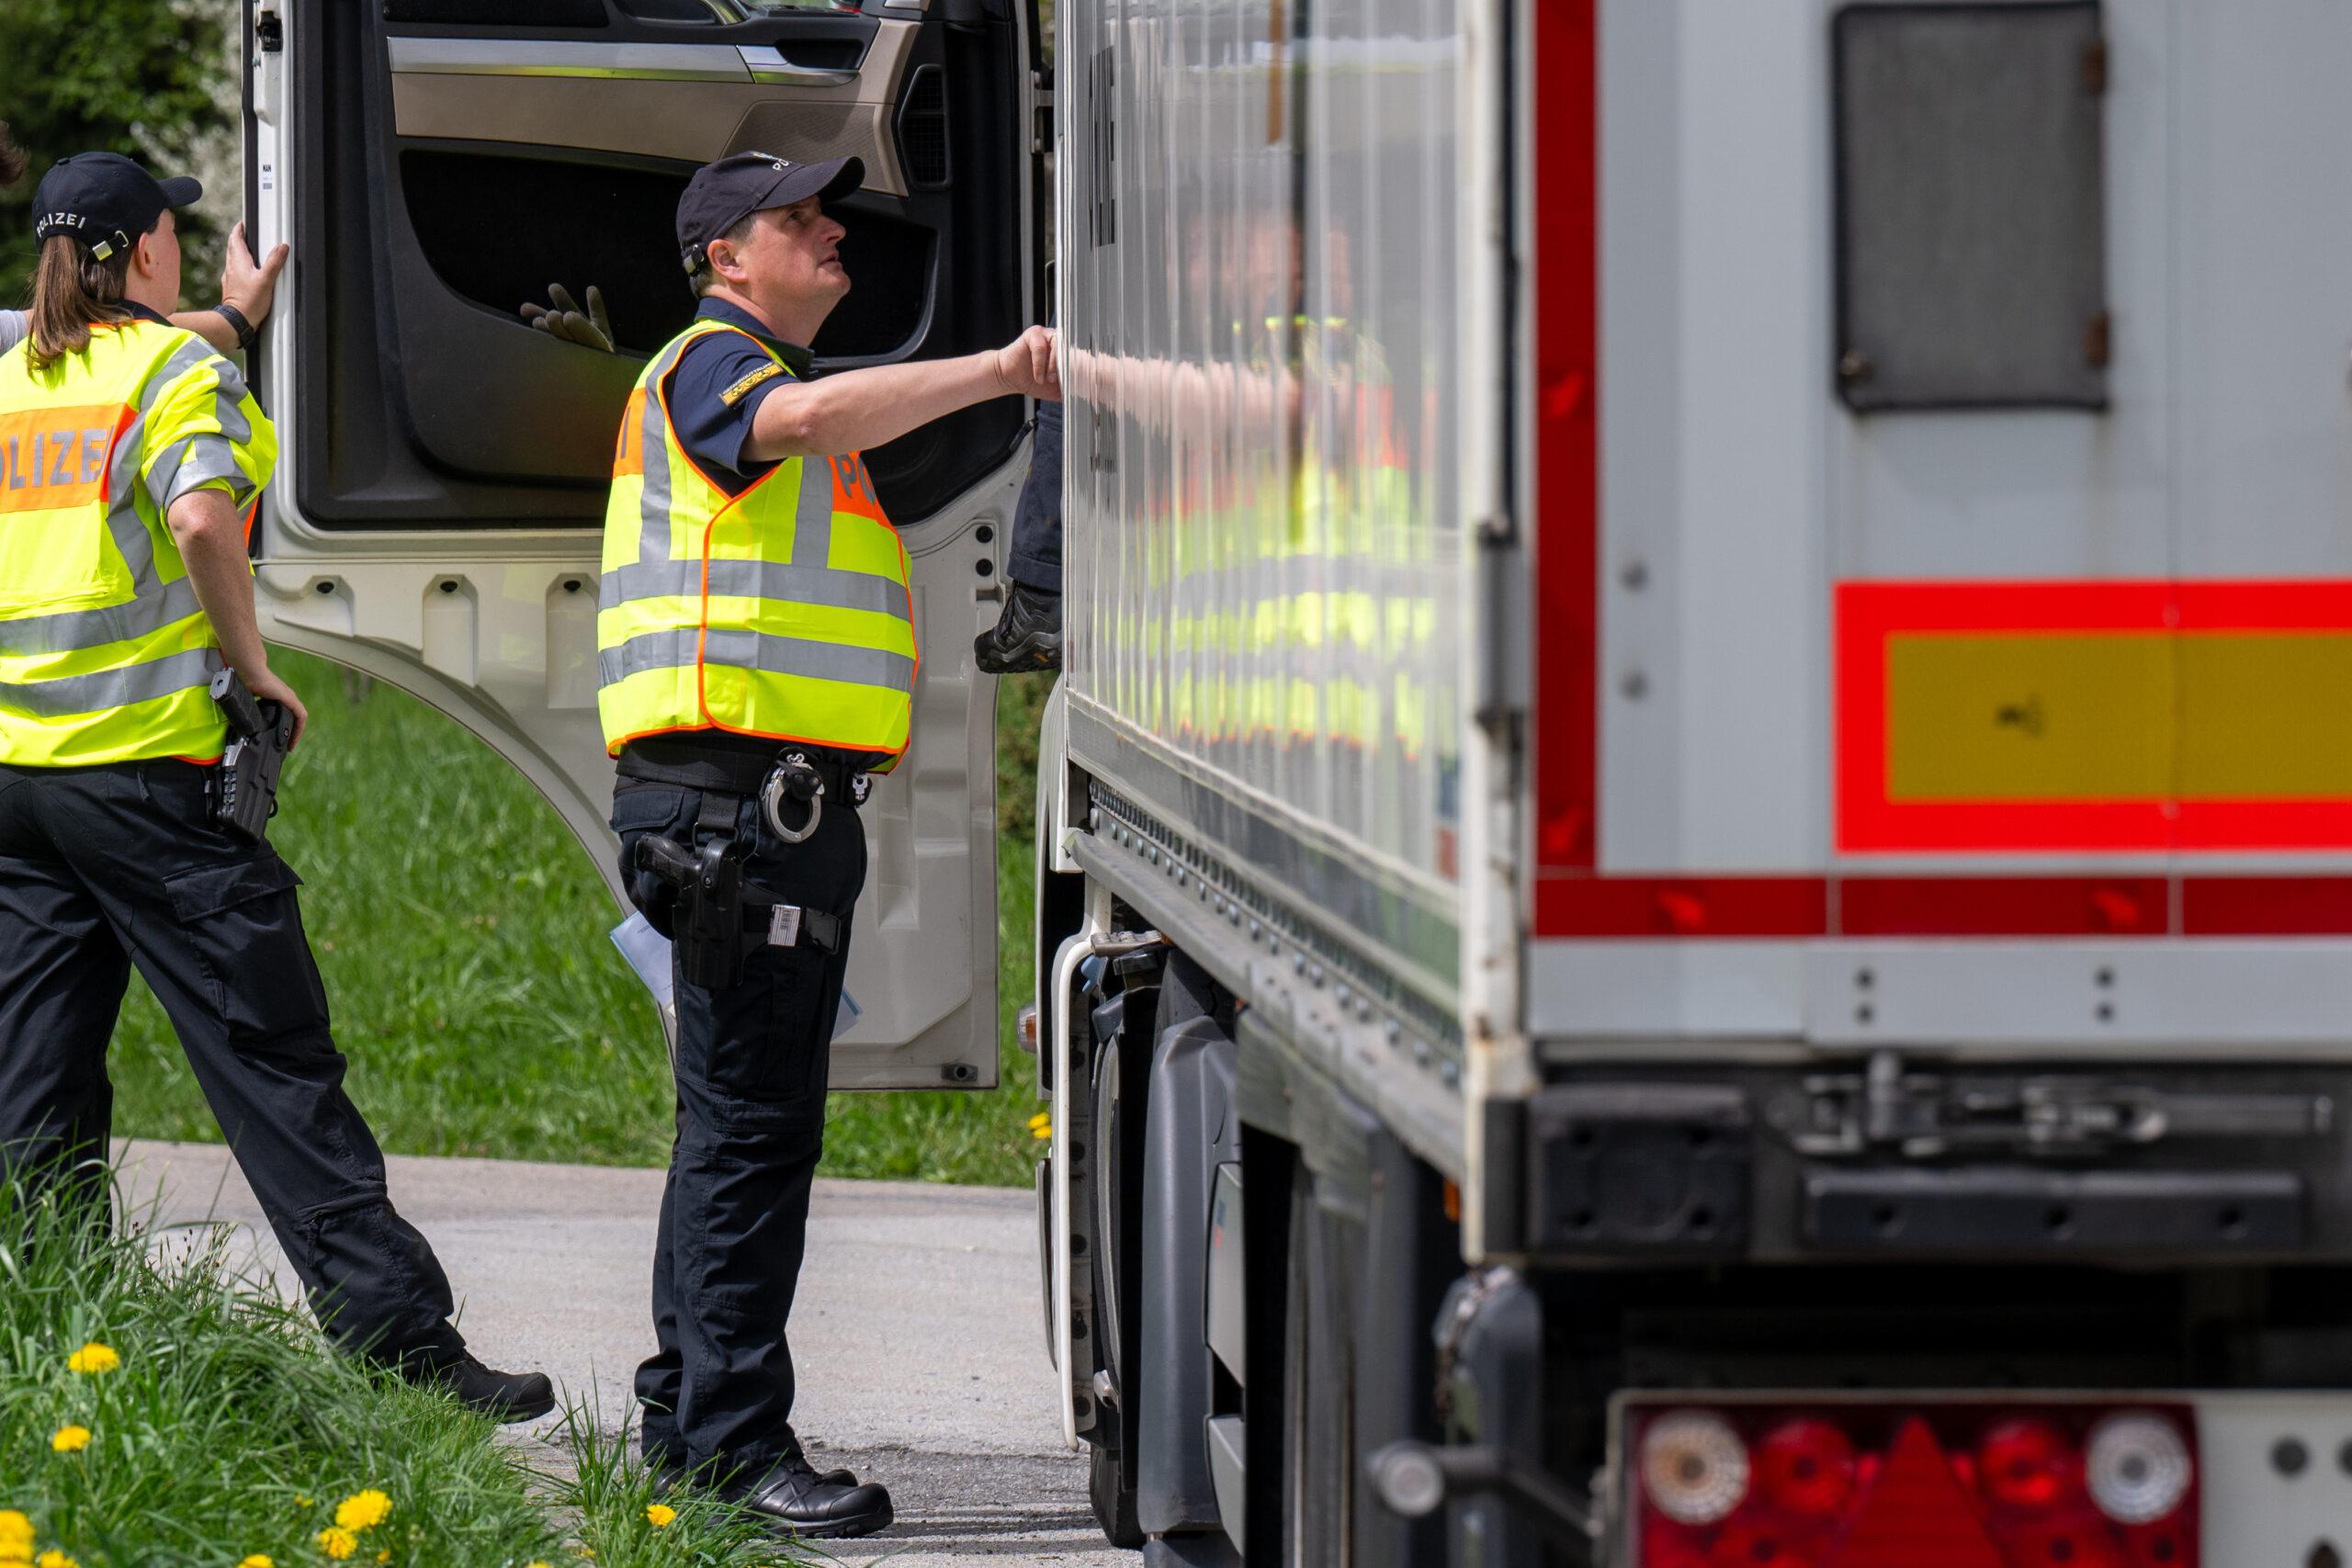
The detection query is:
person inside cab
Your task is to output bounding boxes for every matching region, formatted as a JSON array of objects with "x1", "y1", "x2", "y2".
[
  {"x1": 0, "y1": 152, "x2": 553, "y2": 1422},
  {"x1": 597, "y1": 151, "x2": 1057, "y2": 1539}
]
